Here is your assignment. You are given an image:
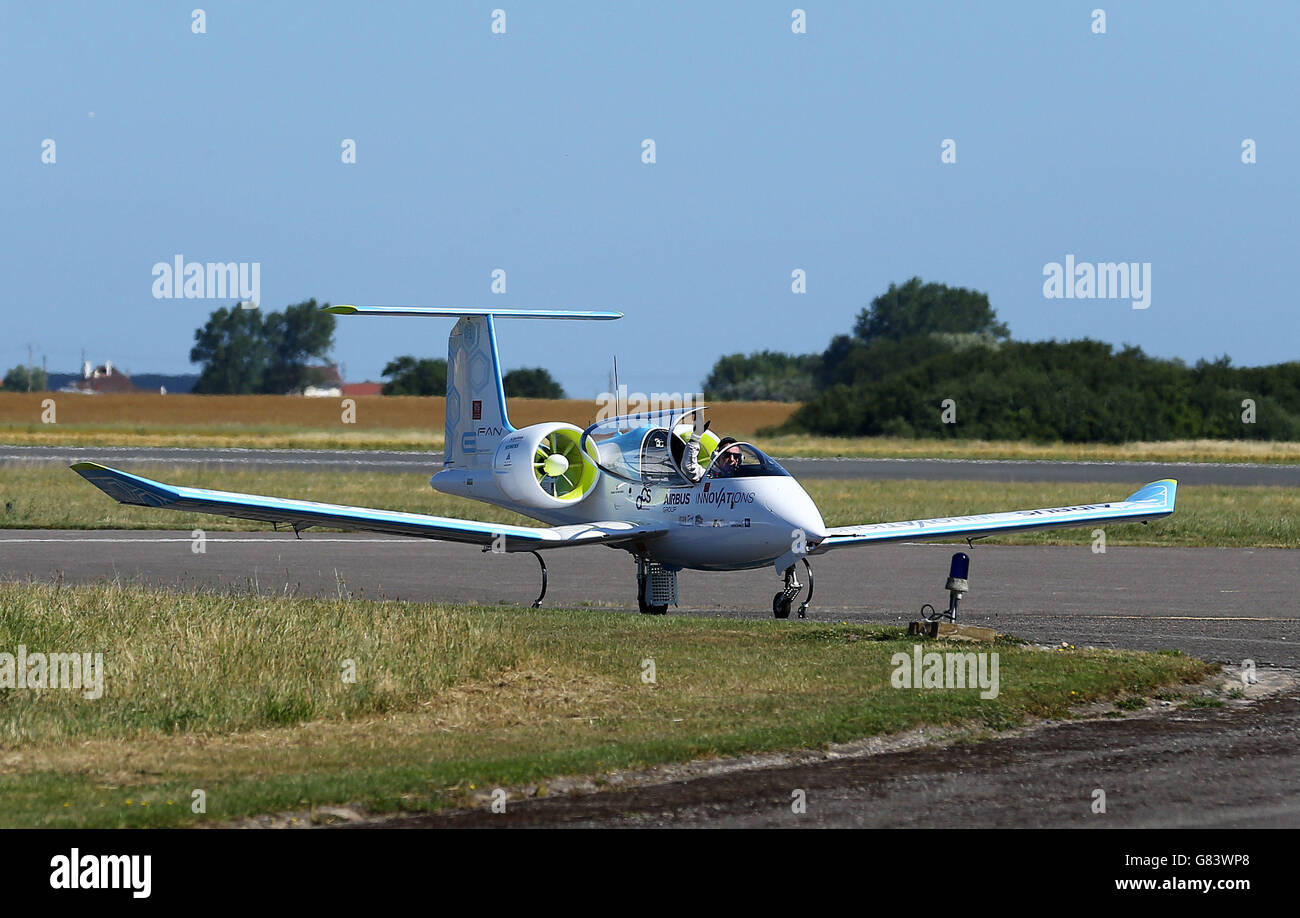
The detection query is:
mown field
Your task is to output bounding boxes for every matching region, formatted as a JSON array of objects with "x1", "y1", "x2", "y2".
[
  {"x1": 3, "y1": 393, "x2": 1299, "y2": 462},
  {"x1": 2, "y1": 464, "x2": 1295, "y2": 548},
  {"x1": 0, "y1": 581, "x2": 1216, "y2": 827}
]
